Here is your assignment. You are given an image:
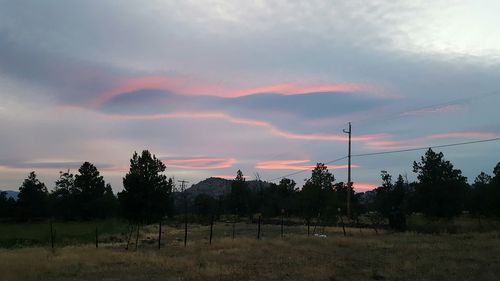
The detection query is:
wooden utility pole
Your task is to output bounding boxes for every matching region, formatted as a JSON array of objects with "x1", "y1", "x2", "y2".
[
  {"x1": 343, "y1": 122, "x2": 352, "y2": 219},
  {"x1": 178, "y1": 180, "x2": 189, "y2": 247}
]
